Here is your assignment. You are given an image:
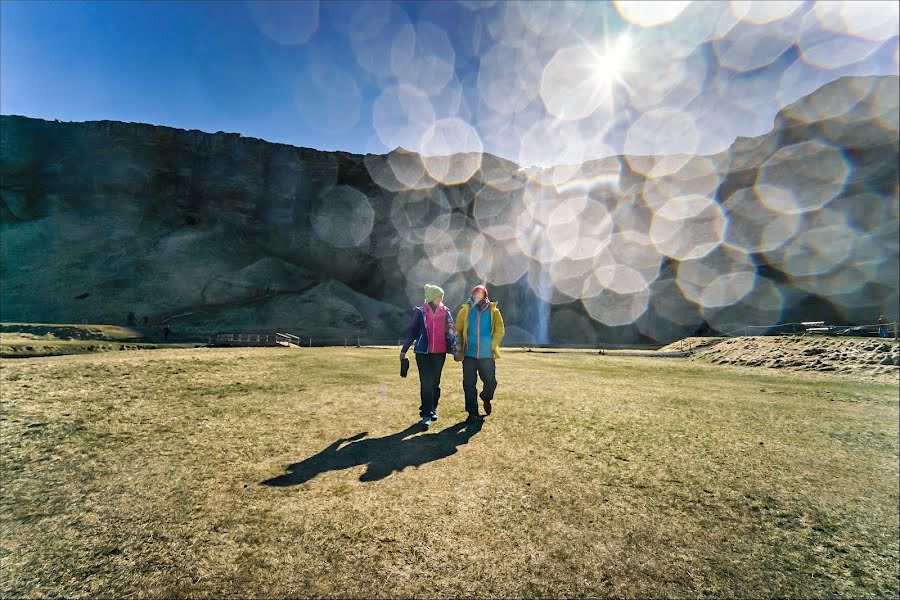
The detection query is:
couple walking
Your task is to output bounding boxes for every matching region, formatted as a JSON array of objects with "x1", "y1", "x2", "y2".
[{"x1": 400, "y1": 283, "x2": 505, "y2": 430}]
